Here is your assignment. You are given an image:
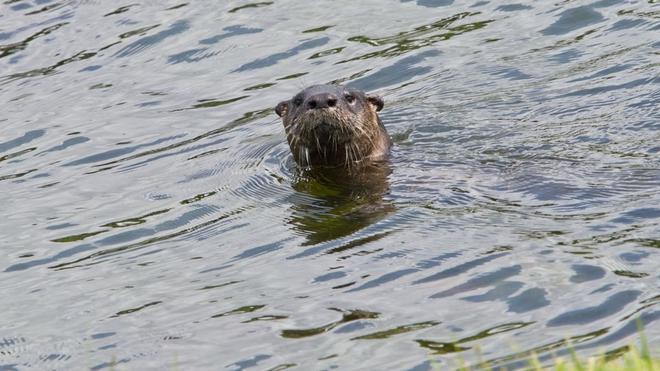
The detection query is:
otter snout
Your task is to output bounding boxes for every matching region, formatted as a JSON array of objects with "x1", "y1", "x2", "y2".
[{"x1": 305, "y1": 93, "x2": 338, "y2": 110}]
